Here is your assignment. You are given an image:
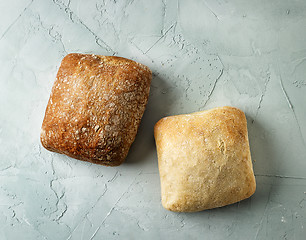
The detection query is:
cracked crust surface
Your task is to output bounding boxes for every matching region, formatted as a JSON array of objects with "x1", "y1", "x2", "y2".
[
  {"x1": 154, "y1": 106, "x2": 256, "y2": 212},
  {"x1": 41, "y1": 53, "x2": 152, "y2": 166}
]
